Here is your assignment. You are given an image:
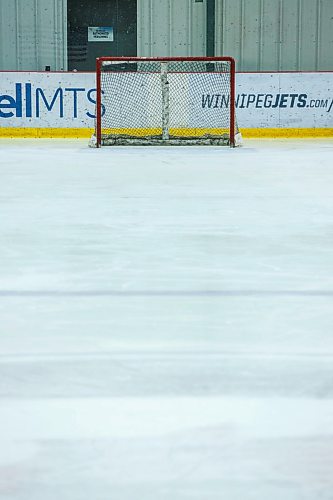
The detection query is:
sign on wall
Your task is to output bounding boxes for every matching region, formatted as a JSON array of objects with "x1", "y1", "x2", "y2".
[{"x1": 88, "y1": 27, "x2": 114, "y2": 42}]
